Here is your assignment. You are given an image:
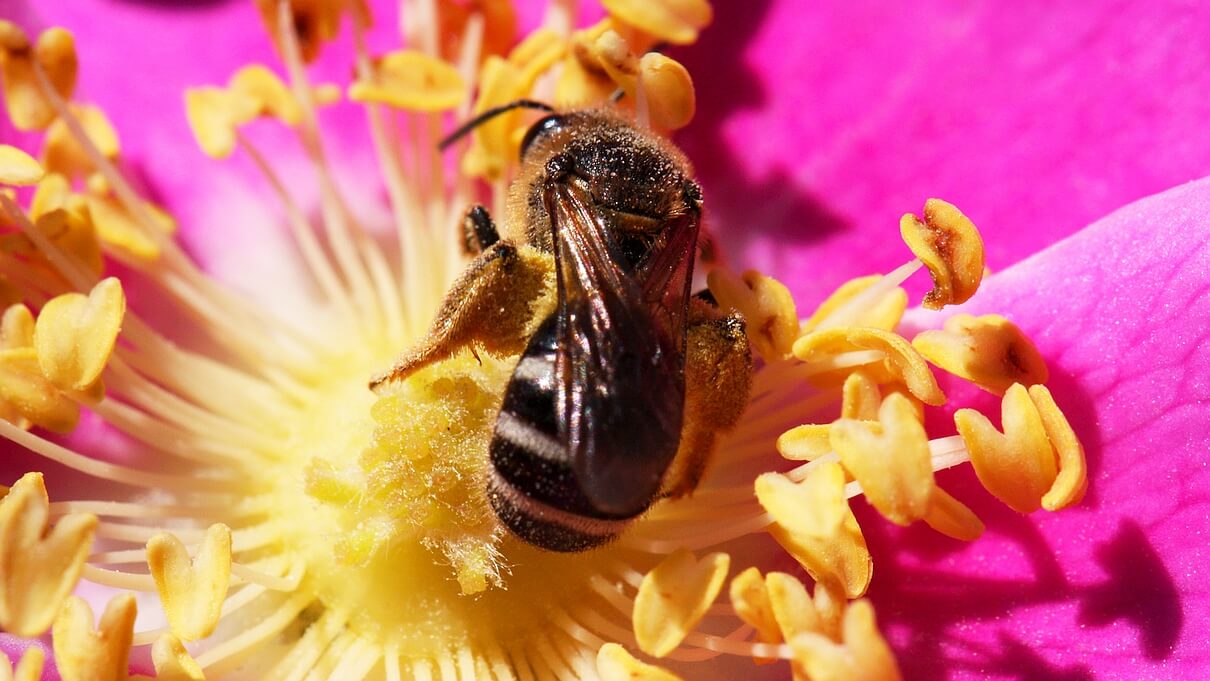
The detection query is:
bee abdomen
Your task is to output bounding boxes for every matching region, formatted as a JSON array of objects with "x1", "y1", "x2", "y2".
[{"x1": 488, "y1": 318, "x2": 637, "y2": 552}]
